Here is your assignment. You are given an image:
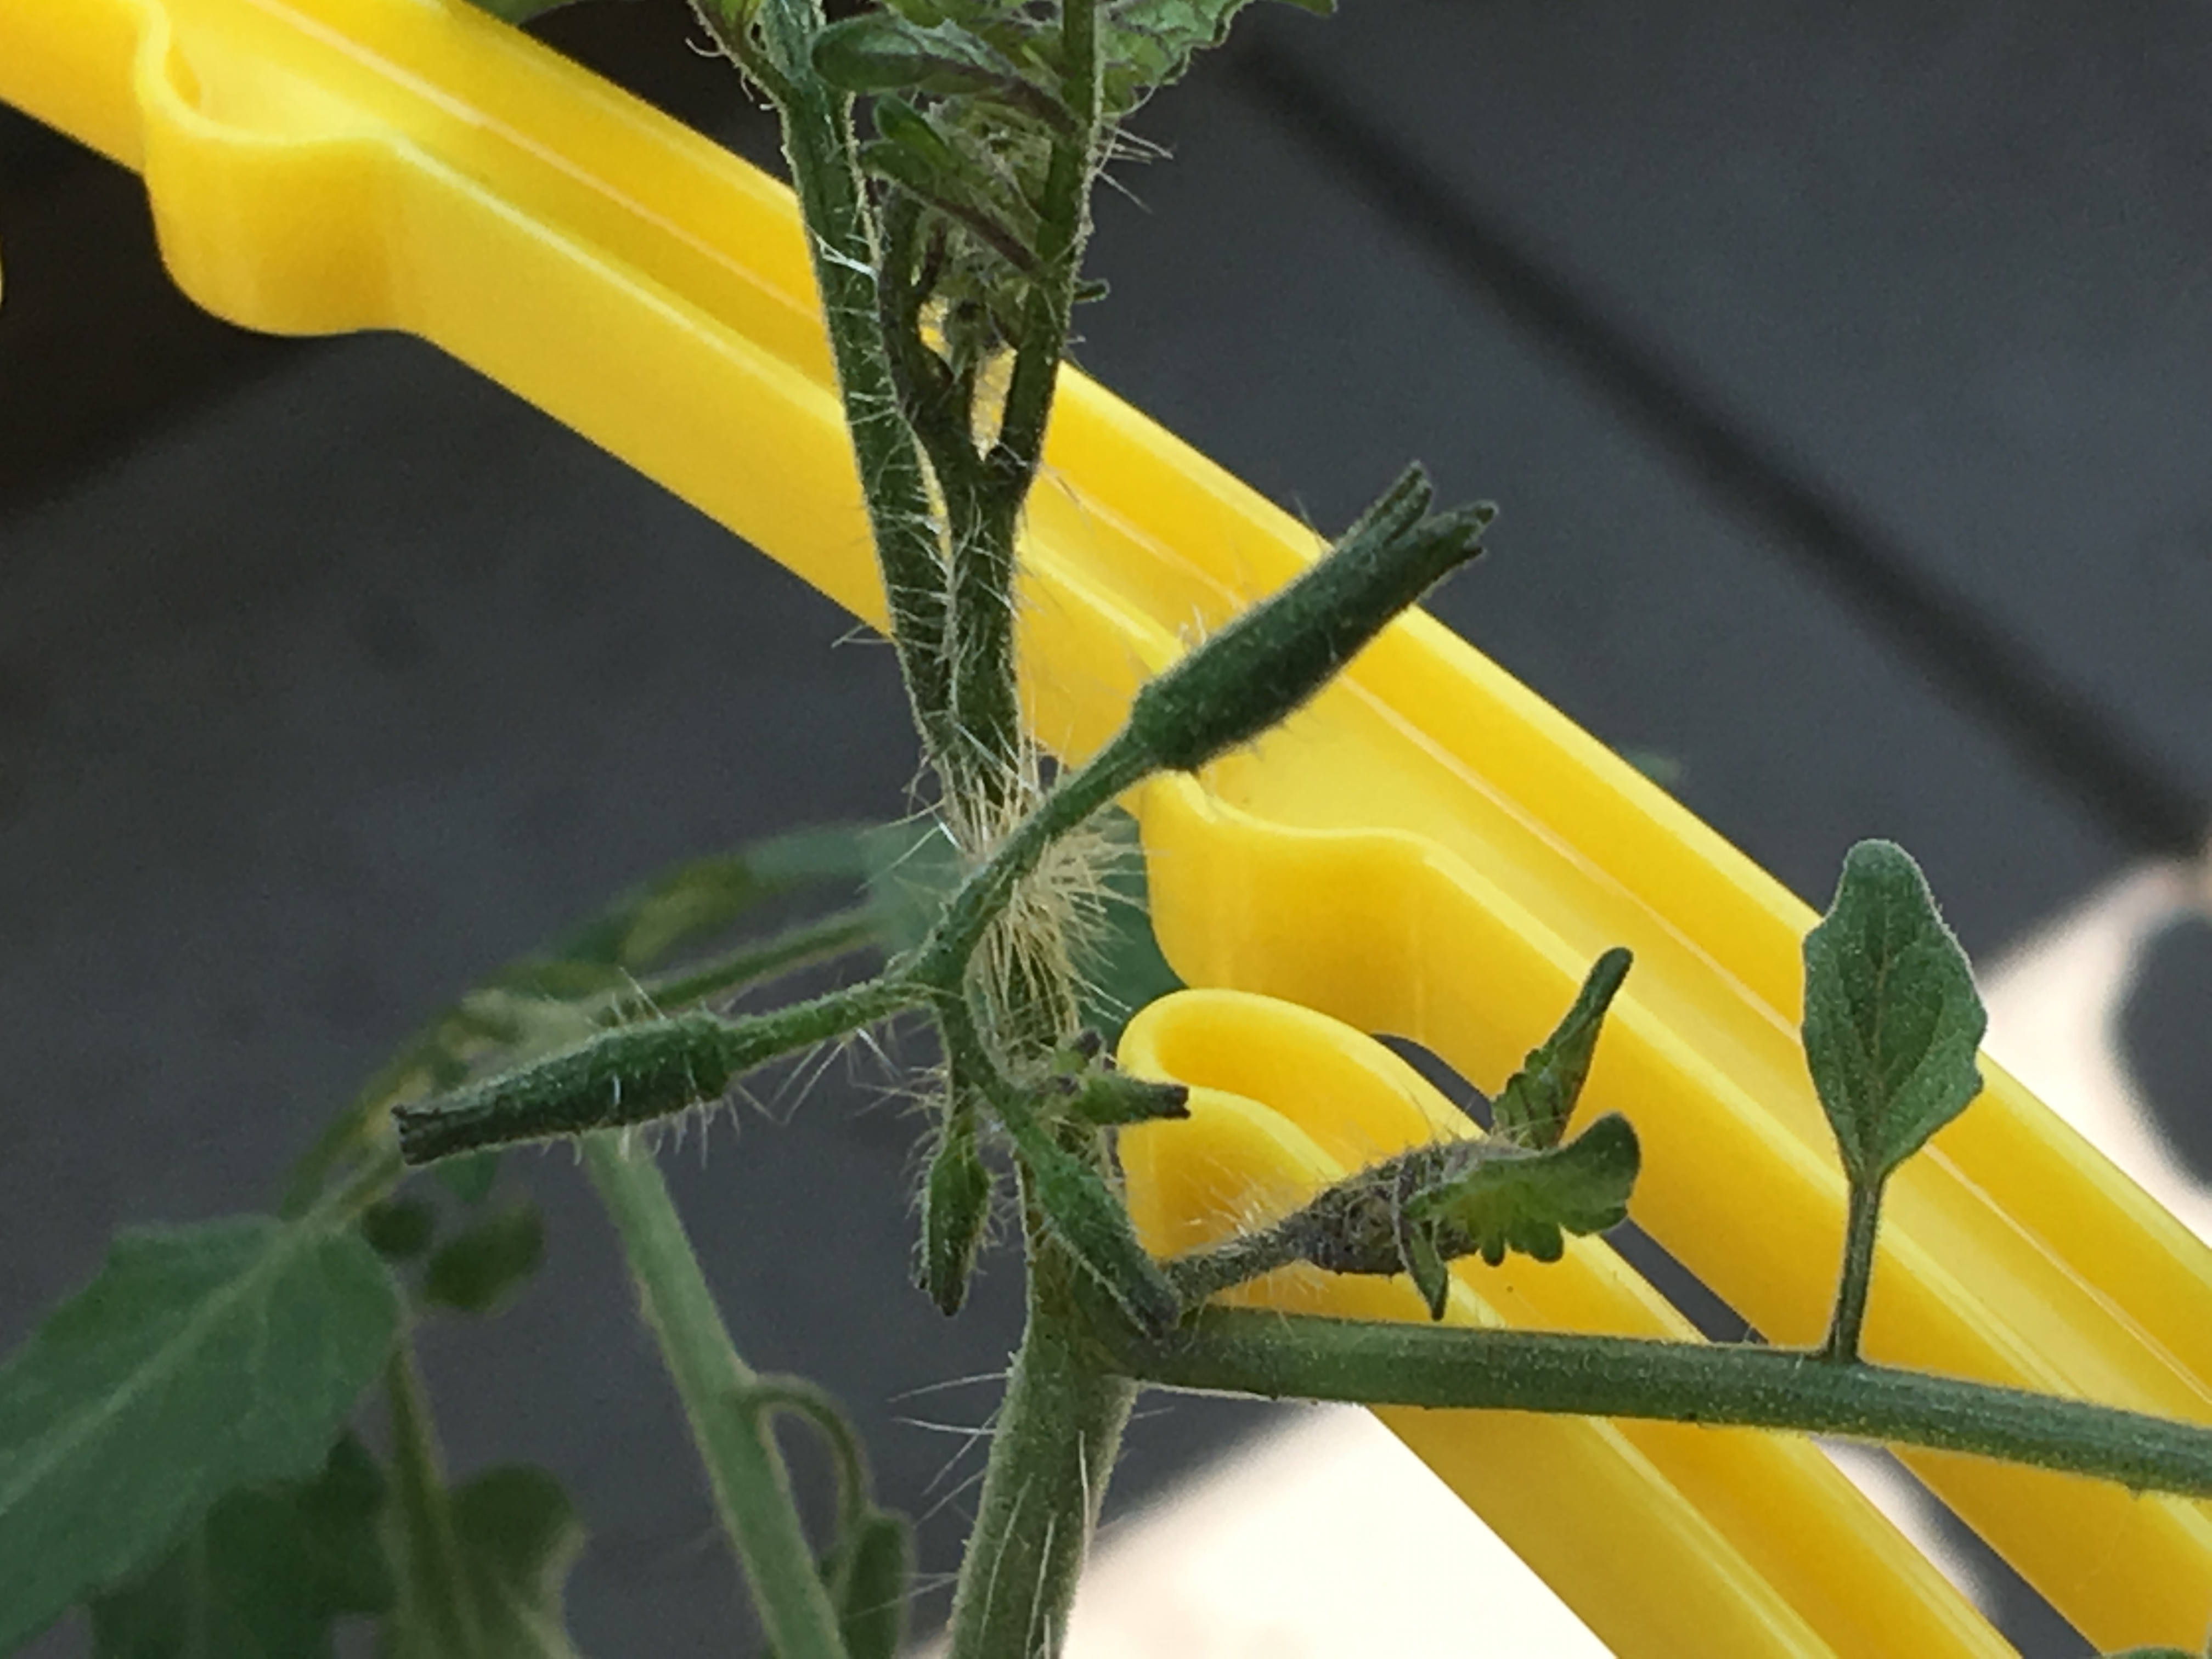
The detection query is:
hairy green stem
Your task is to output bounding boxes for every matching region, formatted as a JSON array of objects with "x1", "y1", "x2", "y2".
[
  {"x1": 945, "y1": 0, "x2": 1103, "y2": 826},
  {"x1": 1101, "y1": 1306, "x2": 2212, "y2": 1497},
  {"x1": 1163, "y1": 1228, "x2": 1307, "y2": 1306},
  {"x1": 751, "y1": 0, "x2": 957, "y2": 779},
  {"x1": 386, "y1": 1338, "x2": 486, "y2": 1659},
  {"x1": 942, "y1": 486, "x2": 1024, "y2": 828},
  {"x1": 584, "y1": 1135, "x2": 848, "y2": 1659},
  {"x1": 1822, "y1": 1174, "x2": 1885, "y2": 1363},
  {"x1": 991, "y1": 0, "x2": 1099, "y2": 488},
  {"x1": 875, "y1": 191, "x2": 980, "y2": 492},
  {"x1": 947, "y1": 1242, "x2": 1136, "y2": 1659}
]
